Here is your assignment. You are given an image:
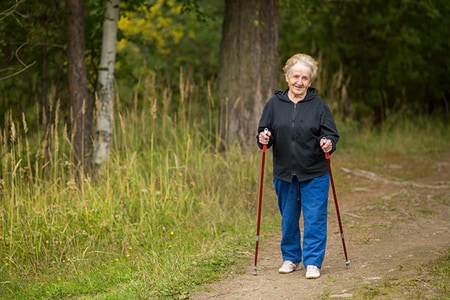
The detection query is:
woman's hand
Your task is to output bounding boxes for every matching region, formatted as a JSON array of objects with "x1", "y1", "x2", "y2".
[
  {"x1": 259, "y1": 129, "x2": 271, "y2": 145},
  {"x1": 320, "y1": 137, "x2": 333, "y2": 153}
]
